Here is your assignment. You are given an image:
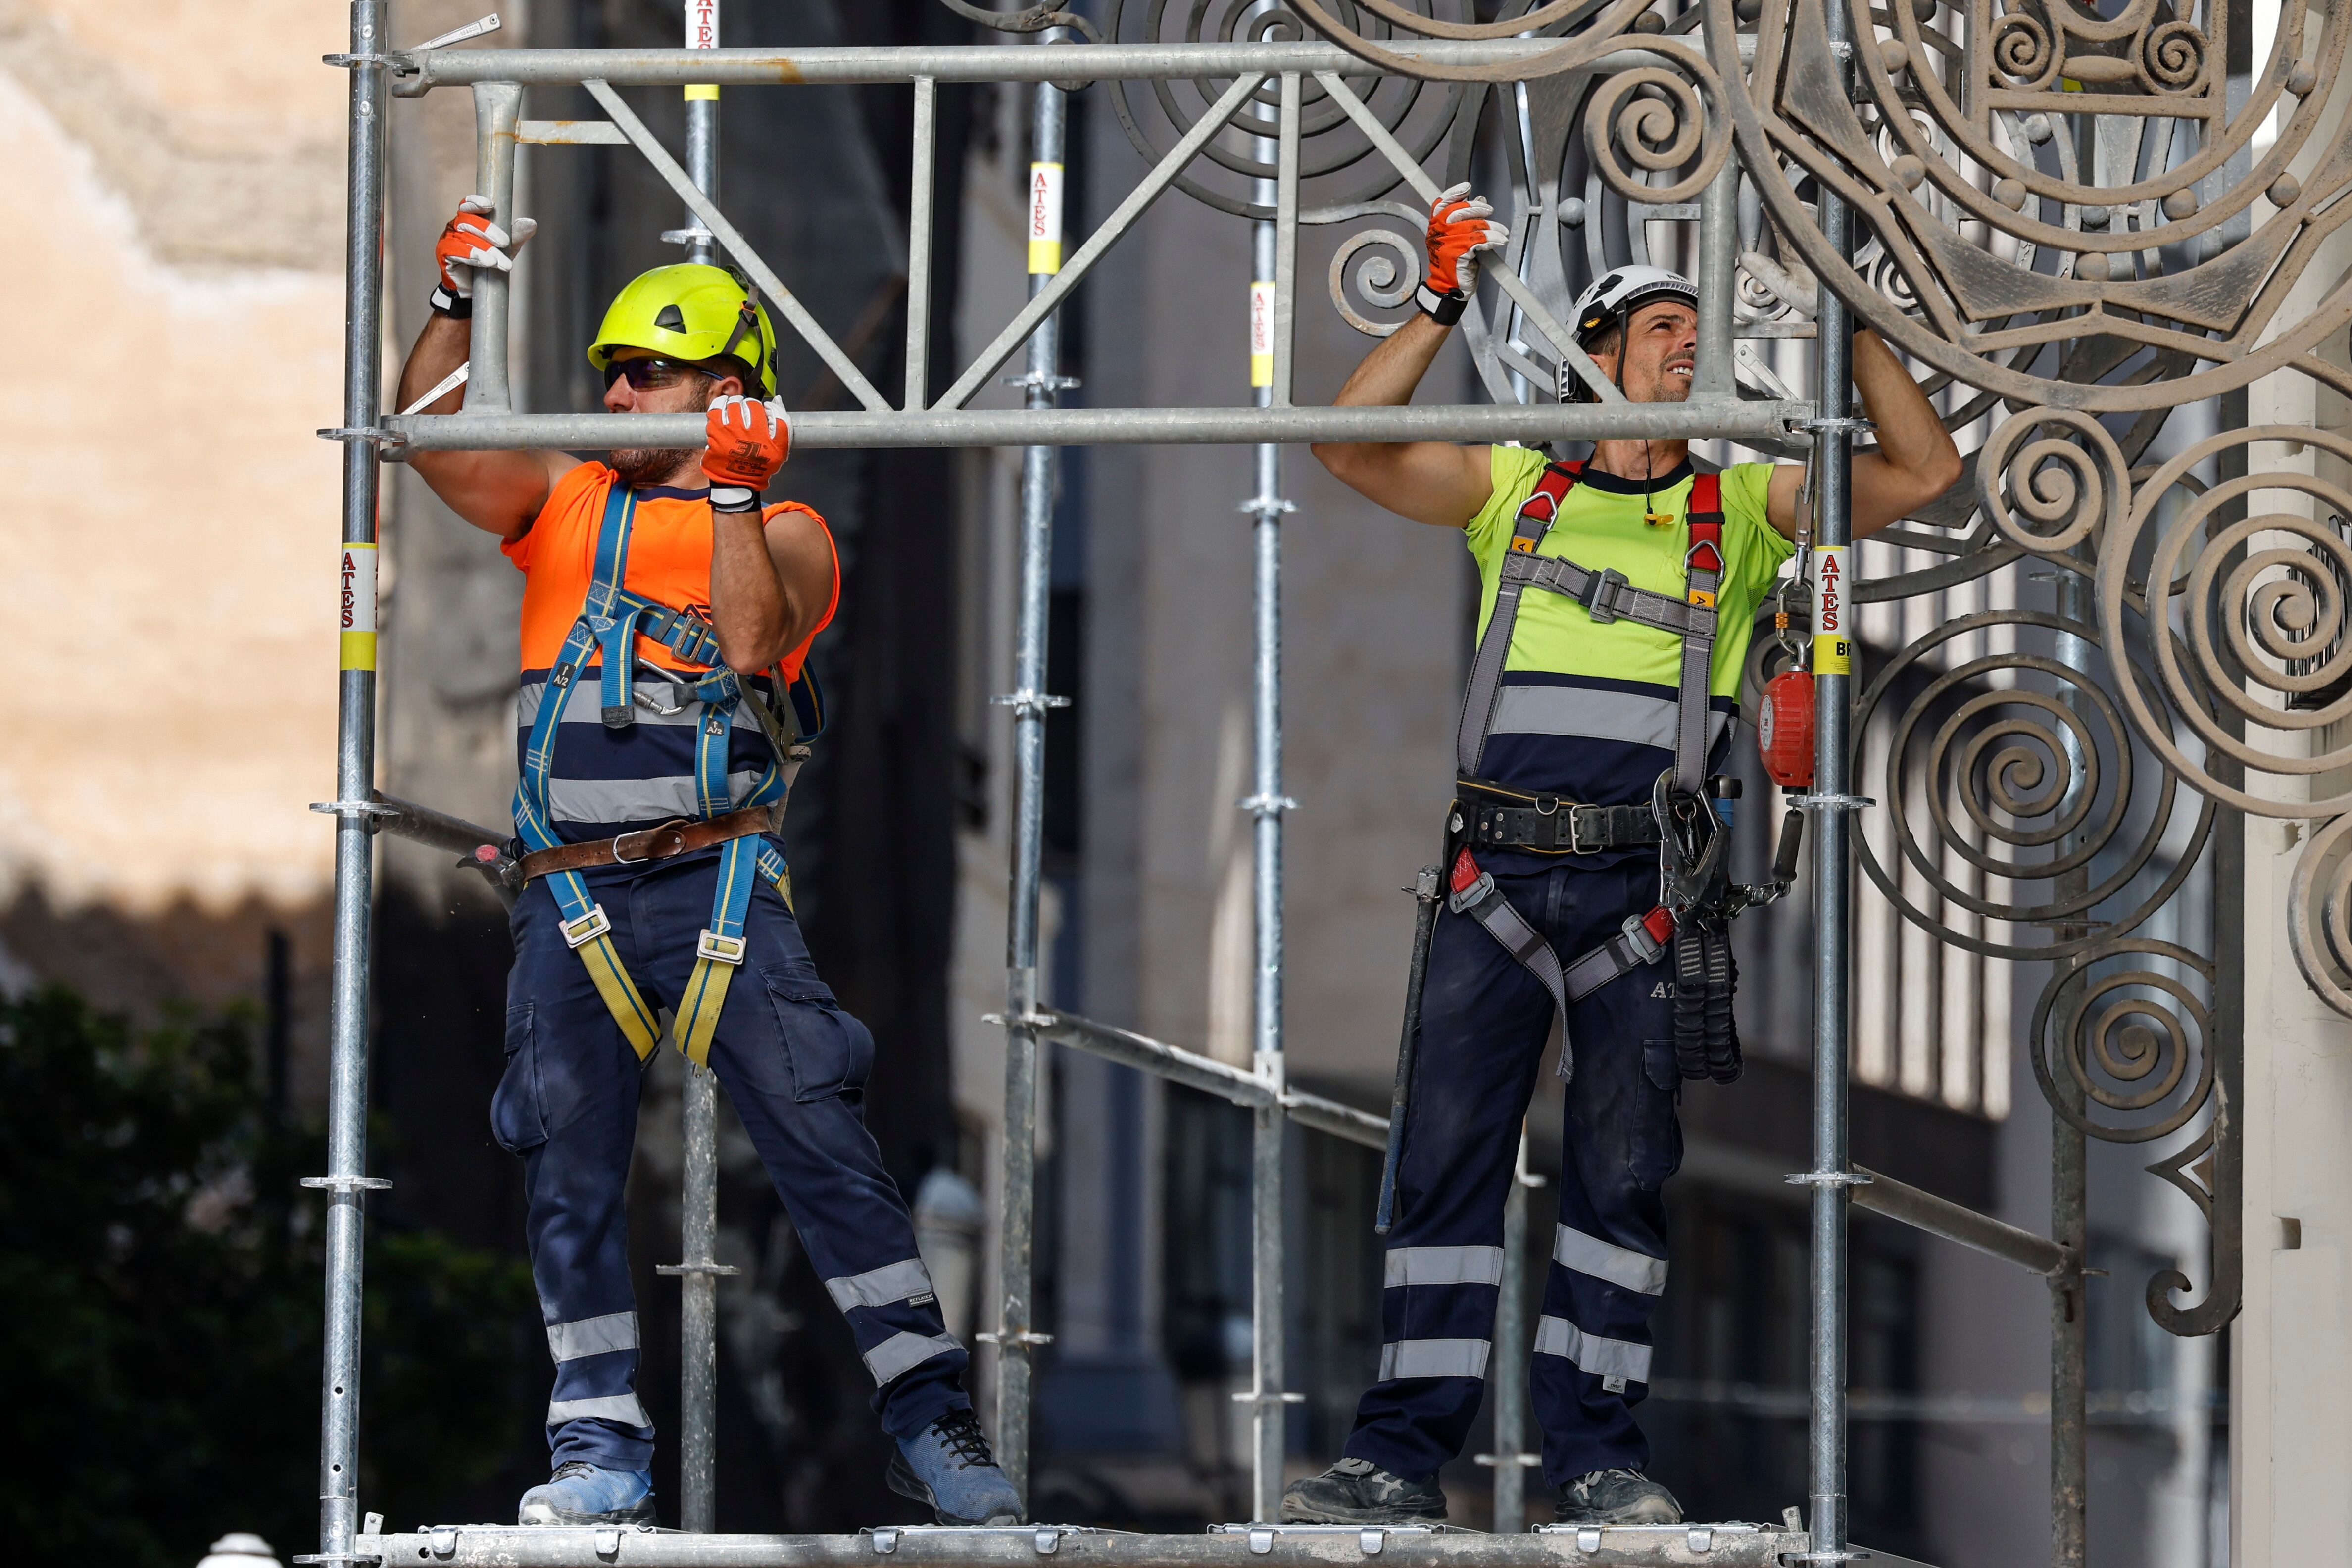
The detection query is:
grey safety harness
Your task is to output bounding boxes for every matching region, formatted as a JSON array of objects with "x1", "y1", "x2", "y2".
[{"x1": 1441, "y1": 459, "x2": 1750, "y2": 1085}]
